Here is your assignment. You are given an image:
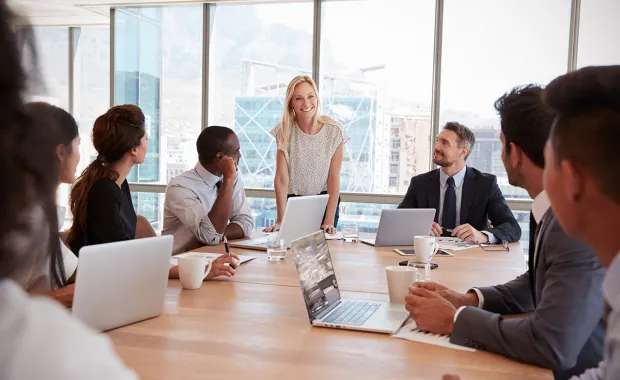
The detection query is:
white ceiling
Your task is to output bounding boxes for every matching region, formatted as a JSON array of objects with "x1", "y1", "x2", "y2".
[{"x1": 9, "y1": 0, "x2": 284, "y2": 26}]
